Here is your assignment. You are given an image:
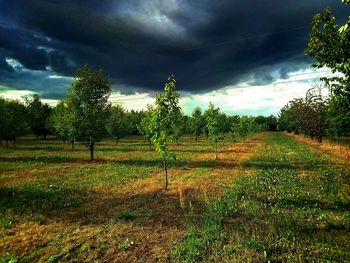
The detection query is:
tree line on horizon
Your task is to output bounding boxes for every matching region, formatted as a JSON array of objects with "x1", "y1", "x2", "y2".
[
  {"x1": 0, "y1": 68, "x2": 277, "y2": 189},
  {"x1": 0, "y1": 67, "x2": 277, "y2": 152}
]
